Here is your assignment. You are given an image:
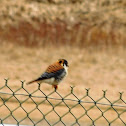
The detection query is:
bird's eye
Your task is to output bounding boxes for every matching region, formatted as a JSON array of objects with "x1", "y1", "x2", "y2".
[{"x1": 59, "y1": 61, "x2": 62, "y2": 64}]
